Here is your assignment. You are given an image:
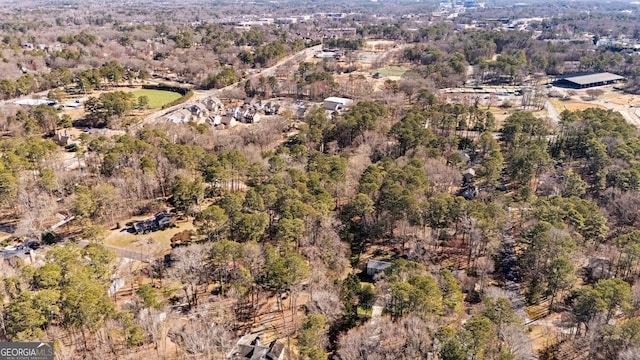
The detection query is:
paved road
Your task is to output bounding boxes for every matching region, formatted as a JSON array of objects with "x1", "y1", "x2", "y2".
[
  {"x1": 0, "y1": 248, "x2": 30, "y2": 260},
  {"x1": 499, "y1": 227, "x2": 538, "y2": 359},
  {"x1": 607, "y1": 105, "x2": 640, "y2": 127},
  {"x1": 545, "y1": 100, "x2": 560, "y2": 126},
  {"x1": 500, "y1": 227, "x2": 531, "y2": 324},
  {"x1": 369, "y1": 305, "x2": 383, "y2": 326}
]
